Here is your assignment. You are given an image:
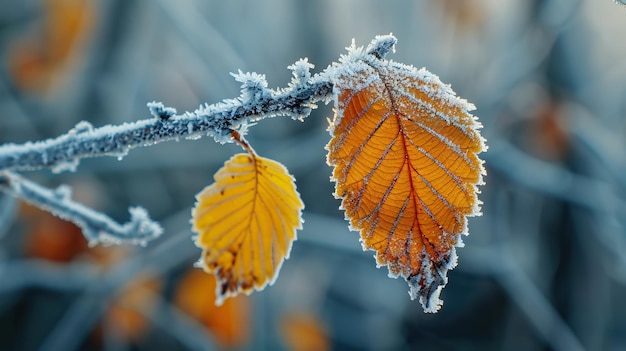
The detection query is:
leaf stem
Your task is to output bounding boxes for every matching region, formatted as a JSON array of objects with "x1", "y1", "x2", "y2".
[{"x1": 231, "y1": 130, "x2": 257, "y2": 157}]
